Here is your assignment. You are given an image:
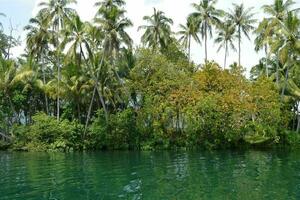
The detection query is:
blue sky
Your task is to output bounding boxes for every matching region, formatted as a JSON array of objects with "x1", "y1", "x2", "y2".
[
  {"x1": 1, "y1": 0, "x2": 300, "y2": 73},
  {"x1": 0, "y1": 0, "x2": 35, "y2": 35}
]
